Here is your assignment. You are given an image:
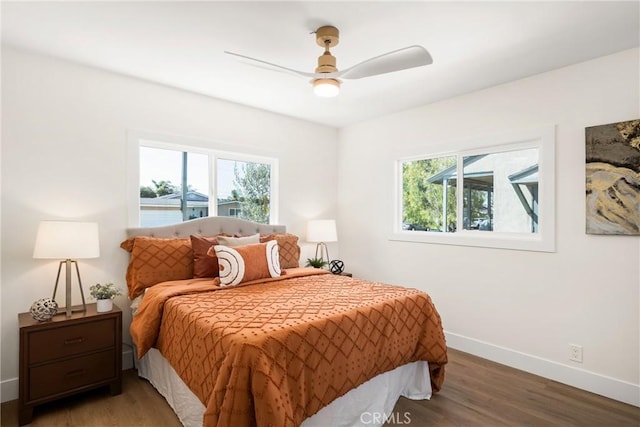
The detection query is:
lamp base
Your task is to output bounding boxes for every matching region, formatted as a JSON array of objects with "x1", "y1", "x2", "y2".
[
  {"x1": 52, "y1": 259, "x2": 87, "y2": 317},
  {"x1": 315, "y1": 242, "x2": 331, "y2": 268}
]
